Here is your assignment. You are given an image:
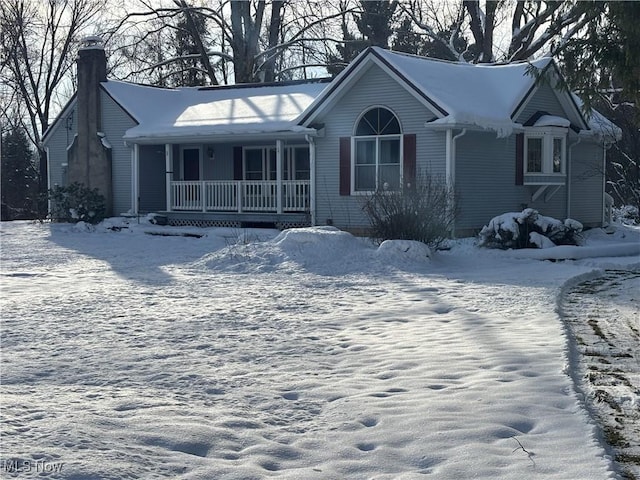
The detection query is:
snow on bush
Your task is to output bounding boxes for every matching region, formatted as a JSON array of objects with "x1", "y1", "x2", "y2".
[
  {"x1": 478, "y1": 208, "x2": 583, "y2": 249},
  {"x1": 613, "y1": 205, "x2": 639, "y2": 225}
]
